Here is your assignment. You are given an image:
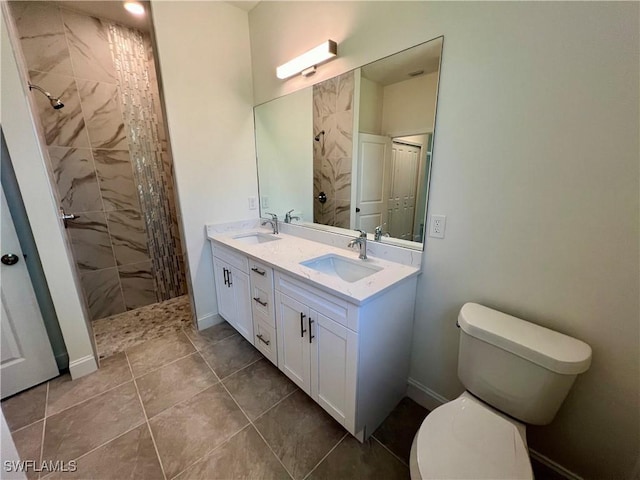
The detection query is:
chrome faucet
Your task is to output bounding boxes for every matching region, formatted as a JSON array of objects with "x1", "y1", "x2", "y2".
[
  {"x1": 348, "y1": 230, "x2": 368, "y2": 260},
  {"x1": 374, "y1": 224, "x2": 389, "y2": 242},
  {"x1": 261, "y1": 212, "x2": 278, "y2": 234},
  {"x1": 284, "y1": 209, "x2": 300, "y2": 224}
]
